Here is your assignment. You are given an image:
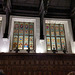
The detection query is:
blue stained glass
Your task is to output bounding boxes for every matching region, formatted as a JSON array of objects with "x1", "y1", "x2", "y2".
[{"x1": 24, "y1": 36, "x2": 28, "y2": 50}]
